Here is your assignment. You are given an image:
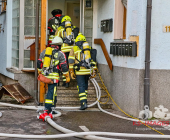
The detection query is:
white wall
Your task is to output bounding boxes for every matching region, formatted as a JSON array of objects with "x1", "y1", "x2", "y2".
[
  {"x1": 117, "y1": 0, "x2": 147, "y2": 69},
  {"x1": 0, "y1": 0, "x2": 14, "y2": 79},
  {"x1": 150, "y1": 0, "x2": 170, "y2": 69},
  {"x1": 93, "y1": 0, "x2": 148, "y2": 69},
  {"x1": 93, "y1": 0, "x2": 114, "y2": 65},
  {"x1": 93, "y1": 0, "x2": 170, "y2": 70}
]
